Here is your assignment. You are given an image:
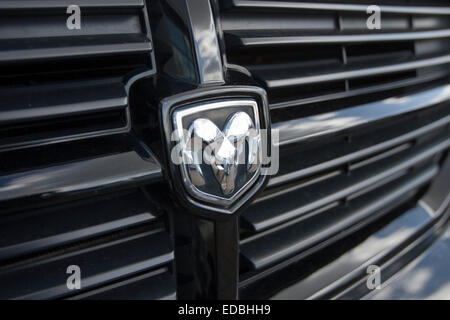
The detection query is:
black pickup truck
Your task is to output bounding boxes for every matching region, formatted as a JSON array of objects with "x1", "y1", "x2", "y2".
[{"x1": 0, "y1": 0, "x2": 449, "y2": 300}]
